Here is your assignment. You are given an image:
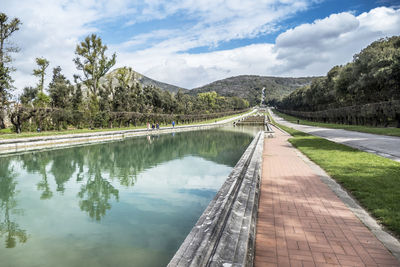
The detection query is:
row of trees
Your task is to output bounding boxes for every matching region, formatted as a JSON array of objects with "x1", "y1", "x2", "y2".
[
  {"x1": 0, "y1": 13, "x2": 249, "y2": 133},
  {"x1": 276, "y1": 36, "x2": 400, "y2": 127}
]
